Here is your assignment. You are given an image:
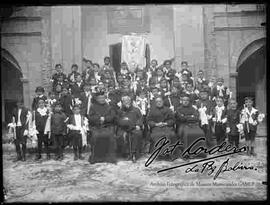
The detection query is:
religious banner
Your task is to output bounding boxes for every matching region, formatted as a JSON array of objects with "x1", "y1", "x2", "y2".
[{"x1": 121, "y1": 35, "x2": 146, "y2": 73}]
